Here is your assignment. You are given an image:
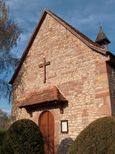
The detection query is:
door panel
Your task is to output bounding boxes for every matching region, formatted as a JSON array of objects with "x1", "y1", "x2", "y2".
[{"x1": 39, "y1": 111, "x2": 54, "y2": 154}]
